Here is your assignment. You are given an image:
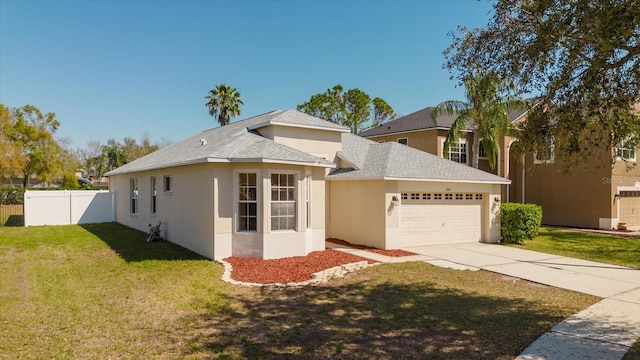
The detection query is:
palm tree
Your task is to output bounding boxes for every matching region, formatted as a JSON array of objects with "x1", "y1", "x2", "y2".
[
  {"x1": 204, "y1": 84, "x2": 244, "y2": 126},
  {"x1": 431, "y1": 72, "x2": 527, "y2": 169}
]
